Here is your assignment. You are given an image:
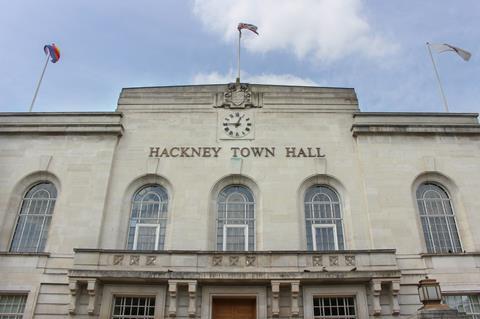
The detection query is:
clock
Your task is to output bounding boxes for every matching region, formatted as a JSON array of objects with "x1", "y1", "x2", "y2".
[{"x1": 222, "y1": 111, "x2": 253, "y2": 138}]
